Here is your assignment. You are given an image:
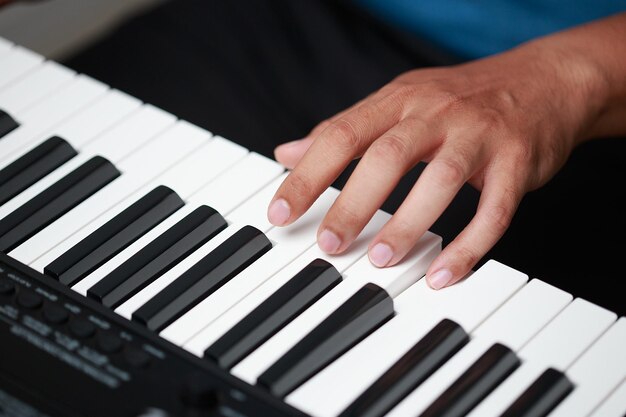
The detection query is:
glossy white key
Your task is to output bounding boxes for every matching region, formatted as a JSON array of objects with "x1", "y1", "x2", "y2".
[
  {"x1": 550, "y1": 318, "x2": 626, "y2": 417},
  {"x1": 287, "y1": 260, "x2": 528, "y2": 417},
  {"x1": 0, "y1": 105, "x2": 176, "y2": 221},
  {"x1": 388, "y1": 279, "x2": 573, "y2": 417},
  {"x1": 0, "y1": 75, "x2": 108, "y2": 167},
  {"x1": 0, "y1": 37, "x2": 12, "y2": 57},
  {"x1": 466, "y1": 298, "x2": 617, "y2": 417},
  {"x1": 0, "y1": 61, "x2": 74, "y2": 116},
  {"x1": 0, "y1": 46, "x2": 43, "y2": 90},
  {"x1": 588, "y1": 378, "x2": 626, "y2": 417},
  {"x1": 230, "y1": 231, "x2": 441, "y2": 385},
  {"x1": 9, "y1": 121, "x2": 208, "y2": 264},
  {"x1": 30, "y1": 135, "x2": 245, "y2": 271},
  {"x1": 184, "y1": 211, "x2": 392, "y2": 356},
  {"x1": 159, "y1": 187, "x2": 341, "y2": 345}
]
